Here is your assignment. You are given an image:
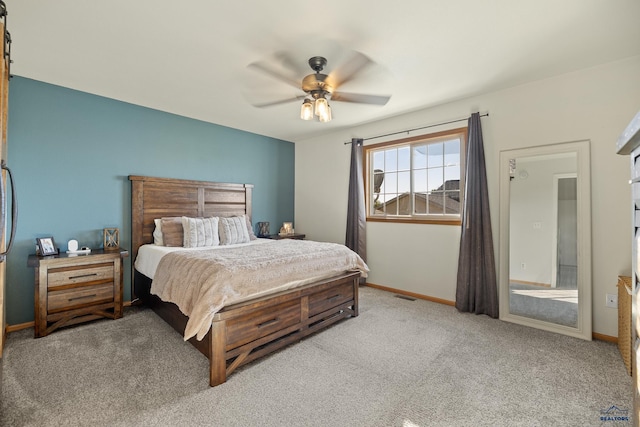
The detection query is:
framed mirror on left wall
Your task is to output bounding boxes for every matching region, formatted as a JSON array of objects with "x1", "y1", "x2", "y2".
[{"x1": 498, "y1": 140, "x2": 592, "y2": 340}]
